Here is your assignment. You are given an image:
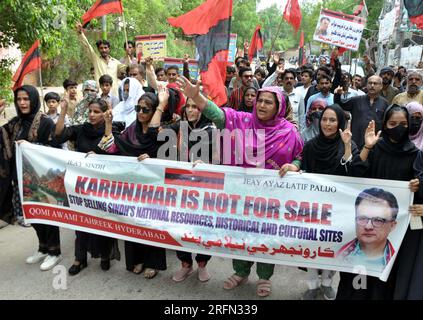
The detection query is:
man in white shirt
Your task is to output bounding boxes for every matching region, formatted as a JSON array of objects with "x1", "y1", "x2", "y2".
[
  {"x1": 279, "y1": 69, "x2": 305, "y2": 130},
  {"x1": 295, "y1": 69, "x2": 313, "y2": 100},
  {"x1": 76, "y1": 22, "x2": 125, "y2": 97}
]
